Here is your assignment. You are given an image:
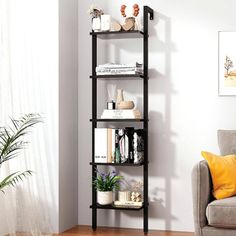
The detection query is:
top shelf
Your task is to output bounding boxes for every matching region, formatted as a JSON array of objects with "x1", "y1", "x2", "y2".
[{"x1": 90, "y1": 30, "x2": 144, "y2": 39}]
